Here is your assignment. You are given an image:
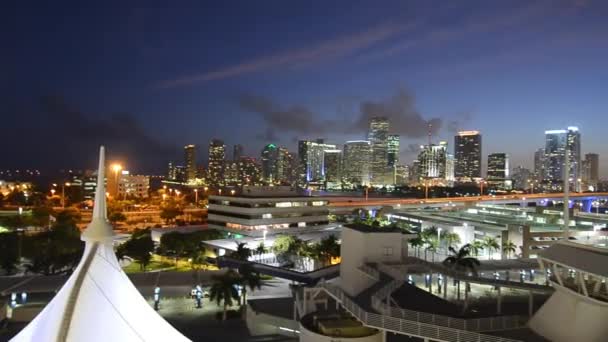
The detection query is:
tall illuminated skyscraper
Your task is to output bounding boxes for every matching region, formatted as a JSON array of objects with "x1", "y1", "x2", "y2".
[
  {"x1": 261, "y1": 144, "x2": 279, "y2": 183},
  {"x1": 277, "y1": 147, "x2": 294, "y2": 184},
  {"x1": 368, "y1": 117, "x2": 389, "y2": 186},
  {"x1": 534, "y1": 148, "x2": 545, "y2": 182},
  {"x1": 487, "y1": 153, "x2": 510, "y2": 190},
  {"x1": 323, "y1": 149, "x2": 342, "y2": 189},
  {"x1": 387, "y1": 134, "x2": 400, "y2": 184},
  {"x1": 544, "y1": 127, "x2": 580, "y2": 191},
  {"x1": 342, "y1": 141, "x2": 371, "y2": 186},
  {"x1": 454, "y1": 131, "x2": 482, "y2": 181},
  {"x1": 298, "y1": 139, "x2": 336, "y2": 186},
  {"x1": 208, "y1": 139, "x2": 225, "y2": 186},
  {"x1": 184, "y1": 144, "x2": 196, "y2": 182},
  {"x1": 418, "y1": 141, "x2": 448, "y2": 180},
  {"x1": 582, "y1": 153, "x2": 599, "y2": 189}
]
